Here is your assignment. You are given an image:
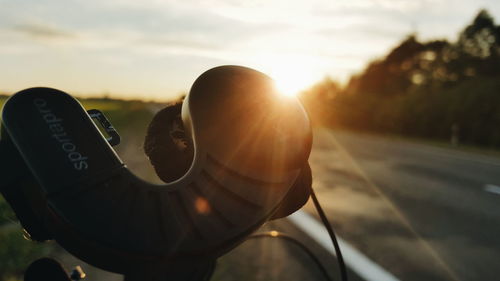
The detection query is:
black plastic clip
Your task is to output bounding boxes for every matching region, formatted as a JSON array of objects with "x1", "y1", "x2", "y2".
[{"x1": 87, "y1": 109, "x2": 121, "y2": 146}]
